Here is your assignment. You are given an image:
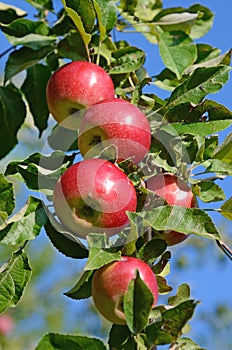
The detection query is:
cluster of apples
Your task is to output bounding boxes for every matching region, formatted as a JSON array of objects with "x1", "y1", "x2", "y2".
[{"x1": 46, "y1": 61, "x2": 195, "y2": 324}]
